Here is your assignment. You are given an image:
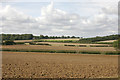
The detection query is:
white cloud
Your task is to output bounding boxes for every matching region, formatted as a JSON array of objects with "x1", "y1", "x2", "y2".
[
  {"x1": 1, "y1": 0, "x2": 119, "y2": 2},
  {"x1": 0, "y1": 2, "x2": 118, "y2": 37},
  {"x1": 101, "y1": 6, "x2": 118, "y2": 15},
  {"x1": 37, "y1": 2, "x2": 80, "y2": 29}
]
